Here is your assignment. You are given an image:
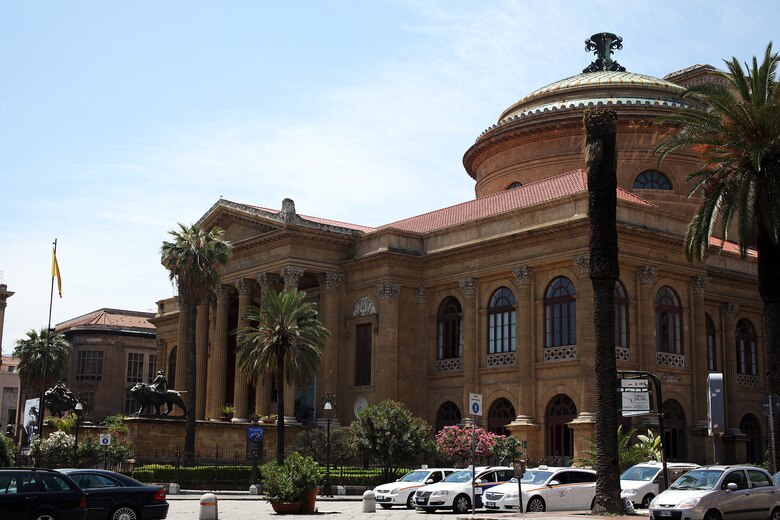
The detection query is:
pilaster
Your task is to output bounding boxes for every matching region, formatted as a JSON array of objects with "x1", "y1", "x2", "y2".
[
  {"x1": 459, "y1": 276, "x2": 479, "y2": 424},
  {"x1": 689, "y1": 276, "x2": 709, "y2": 424},
  {"x1": 512, "y1": 266, "x2": 535, "y2": 418},
  {"x1": 376, "y1": 281, "x2": 401, "y2": 398},
  {"x1": 318, "y1": 273, "x2": 342, "y2": 399},
  {"x1": 637, "y1": 265, "x2": 659, "y2": 371},
  {"x1": 721, "y1": 302, "x2": 739, "y2": 431},
  {"x1": 574, "y1": 256, "x2": 595, "y2": 413}
]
